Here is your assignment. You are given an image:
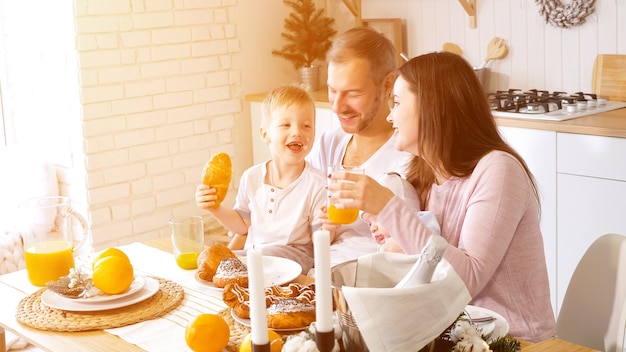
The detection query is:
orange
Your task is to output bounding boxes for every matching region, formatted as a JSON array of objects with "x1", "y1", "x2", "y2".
[
  {"x1": 92, "y1": 255, "x2": 134, "y2": 294},
  {"x1": 92, "y1": 247, "x2": 130, "y2": 270},
  {"x1": 327, "y1": 204, "x2": 359, "y2": 224},
  {"x1": 239, "y1": 330, "x2": 283, "y2": 352},
  {"x1": 185, "y1": 314, "x2": 230, "y2": 352}
]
